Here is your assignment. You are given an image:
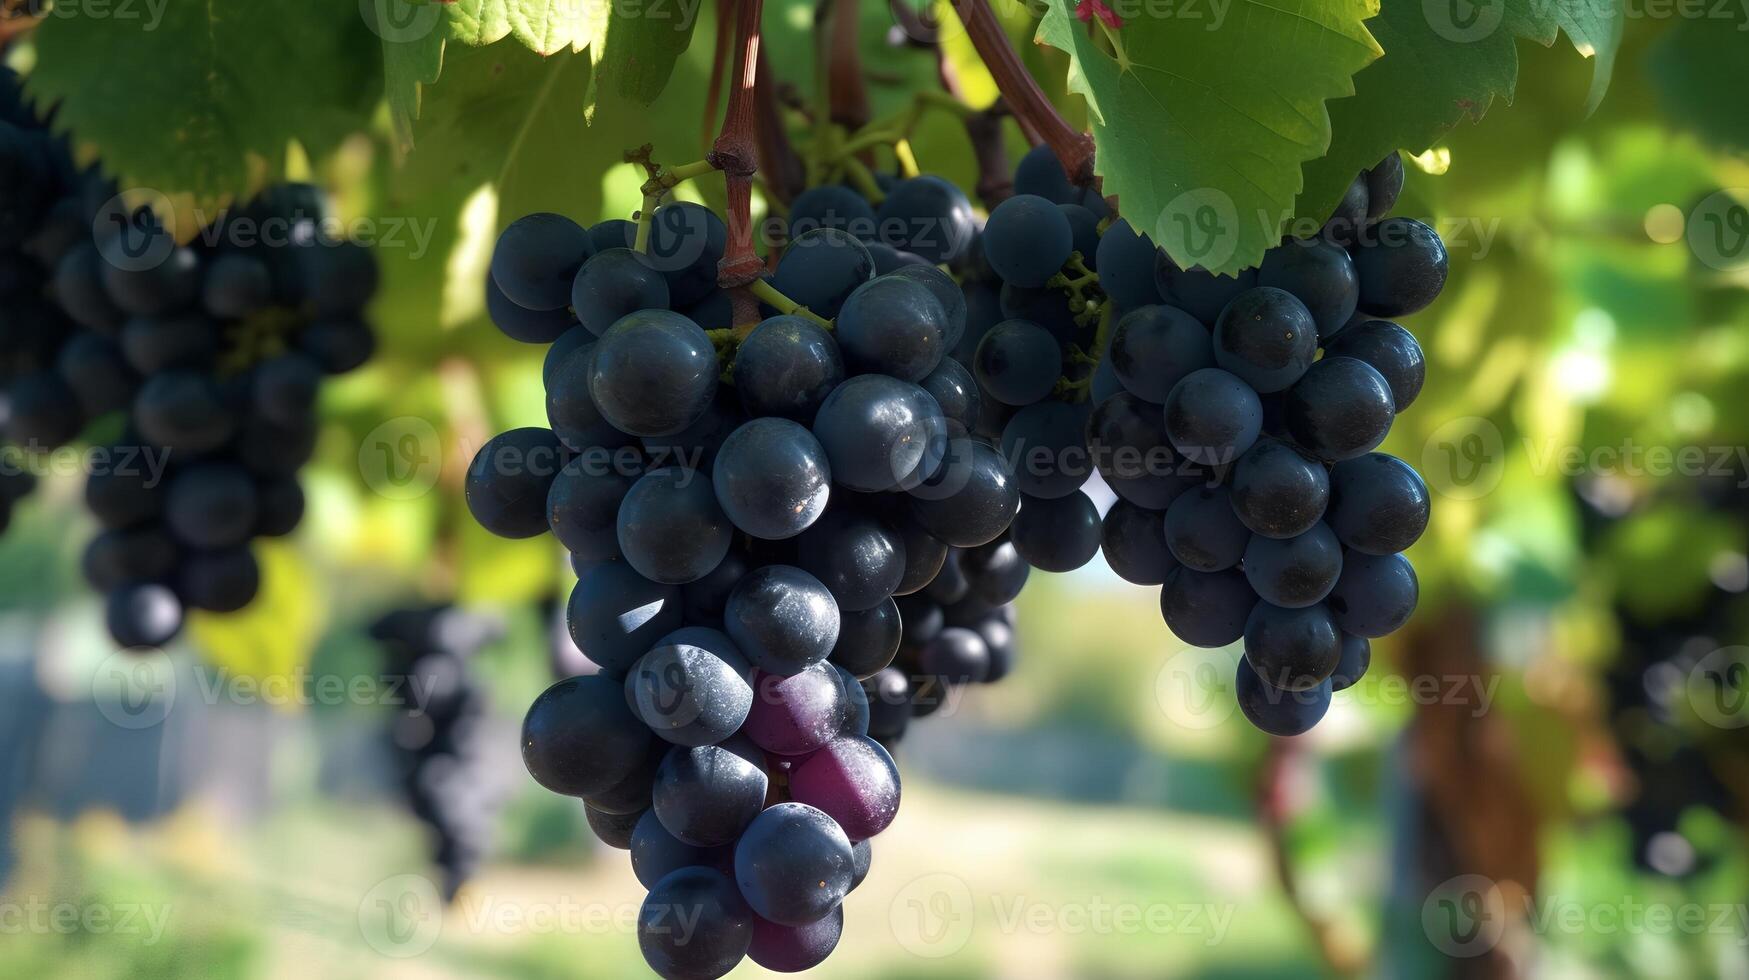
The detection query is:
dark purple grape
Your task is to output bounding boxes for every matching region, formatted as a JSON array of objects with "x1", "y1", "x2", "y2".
[
  {"x1": 734, "y1": 802, "x2": 854, "y2": 925},
  {"x1": 1236, "y1": 658, "x2": 1331, "y2": 736},
  {"x1": 1101, "y1": 500, "x2": 1176, "y2": 586},
  {"x1": 1282, "y1": 357, "x2": 1395, "y2": 462},
  {"x1": 1212, "y1": 287, "x2": 1318, "y2": 393},
  {"x1": 626, "y1": 627, "x2": 754, "y2": 747},
  {"x1": 652, "y1": 735, "x2": 768, "y2": 846},
  {"x1": 1159, "y1": 566, "x2": 1256, "y2": 648},
  {"x1": 1326, "y1": 453, "x2": 1429, "y2": 555},
  {"x1": 1322, "y1": 319, "x2": 1425, "y2": 411},
  {"x1": 1010, "y1": 491, "x2": 1100, "y2": 572},
  {"x1": 1230, "y1": 438, "x2": 1330, "y2": 539},
  {"x1": 788, "y1": 735, "x2": 900, "y2": 840},
  {"x1": 638, "y1": 866, "x2": 753, "y2": 980},
  {"x1": 520, "y1": 674, "x2": 654, "y2": 797}
]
